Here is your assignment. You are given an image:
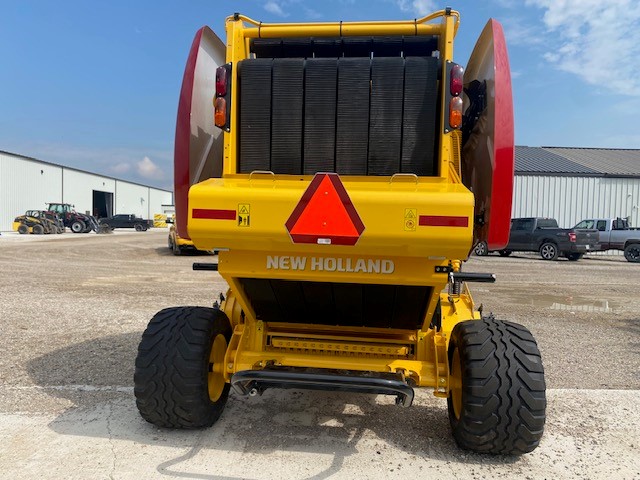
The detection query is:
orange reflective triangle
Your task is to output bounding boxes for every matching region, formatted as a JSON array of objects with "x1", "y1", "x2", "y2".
[{"x1": 286, "y1": 173, "x2": 364, "y2": 246}]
